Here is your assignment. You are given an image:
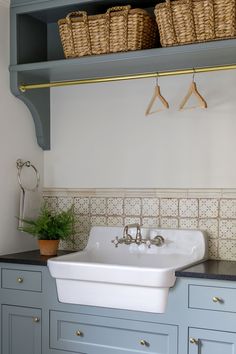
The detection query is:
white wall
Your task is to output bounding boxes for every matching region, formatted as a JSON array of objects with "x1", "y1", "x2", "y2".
[
  {"x1": 0, "y1": 2, "x2": 43, "y2": 254},
  {"x1": 45, "y1": 69, "x2": 236, "y2": 189}
]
